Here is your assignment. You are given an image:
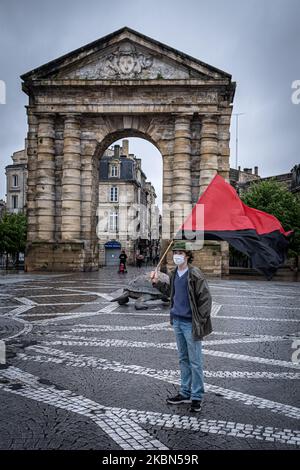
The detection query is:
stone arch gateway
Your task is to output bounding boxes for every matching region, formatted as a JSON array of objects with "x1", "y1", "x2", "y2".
[{"x1": 21, "y1": 27, "x2": 235, "y2": 274}]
